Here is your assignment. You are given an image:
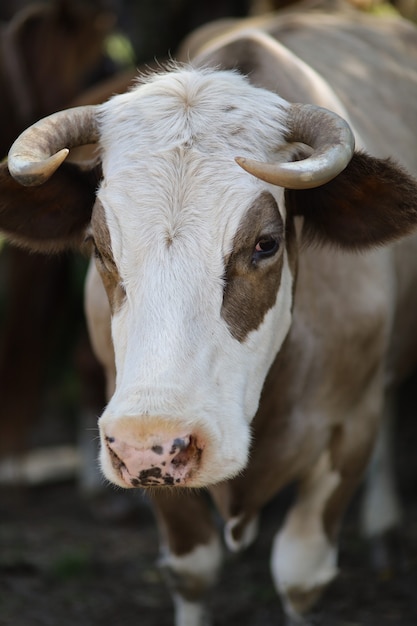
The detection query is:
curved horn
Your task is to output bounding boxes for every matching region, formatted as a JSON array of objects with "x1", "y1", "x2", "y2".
[
  {"x1": 8, "y1": 105, "x2": 99, "y2": 186},
  {"x1": 235, "y1": 103, "x2": 355, "y2": 189}
]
